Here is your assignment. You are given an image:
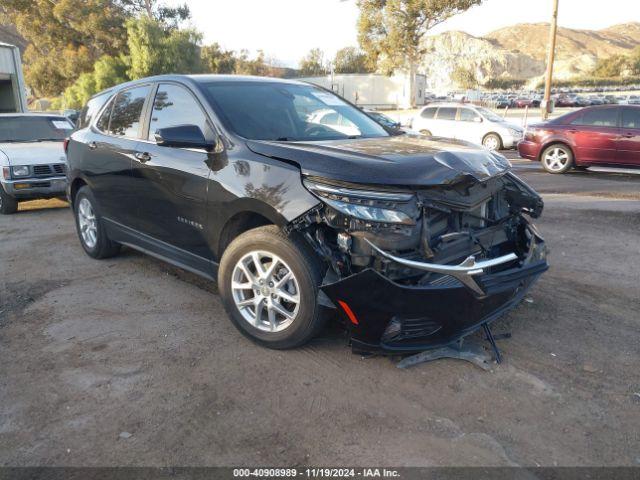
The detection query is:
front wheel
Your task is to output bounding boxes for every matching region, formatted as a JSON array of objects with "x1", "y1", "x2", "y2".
[
  {"x1": 218, "y1": 225, "x2": 326, "y2": 349},
  {"x1": 420, "y1": 129, "x2": 433, "y2": 136},
  {"x1": 541, "y1": 144, "x2": 574, "y2": 174},
  {"x1": 0, "y1": 187, "x2": 18, "y2": 214}
]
